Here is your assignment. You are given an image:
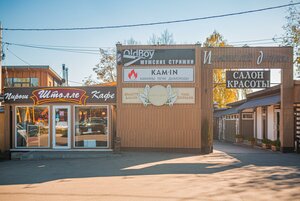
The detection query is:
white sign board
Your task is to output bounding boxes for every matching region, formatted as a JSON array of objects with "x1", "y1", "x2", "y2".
[
  {"x1": 122, "y1": 88, "x2": 195, "y2": 104},
  {"x1": 123, "y1": 67, "x2": 194, "y2": 82}
]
